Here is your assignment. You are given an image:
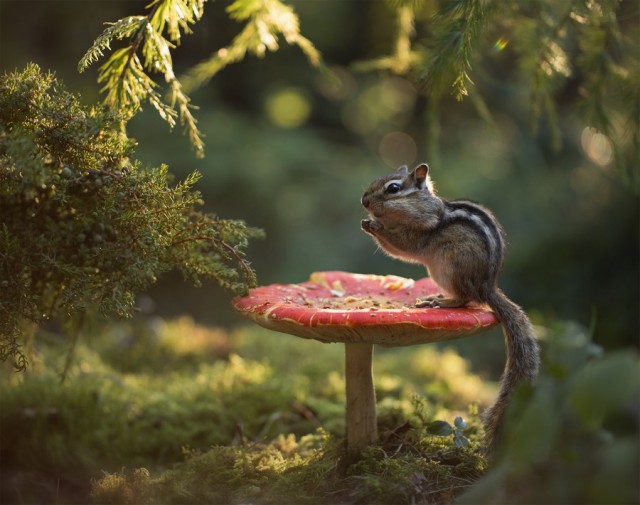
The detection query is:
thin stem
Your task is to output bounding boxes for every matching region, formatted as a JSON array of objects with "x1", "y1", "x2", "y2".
[{"x1": 345, "y1": 342, "x2": 377, "y2": 458}]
